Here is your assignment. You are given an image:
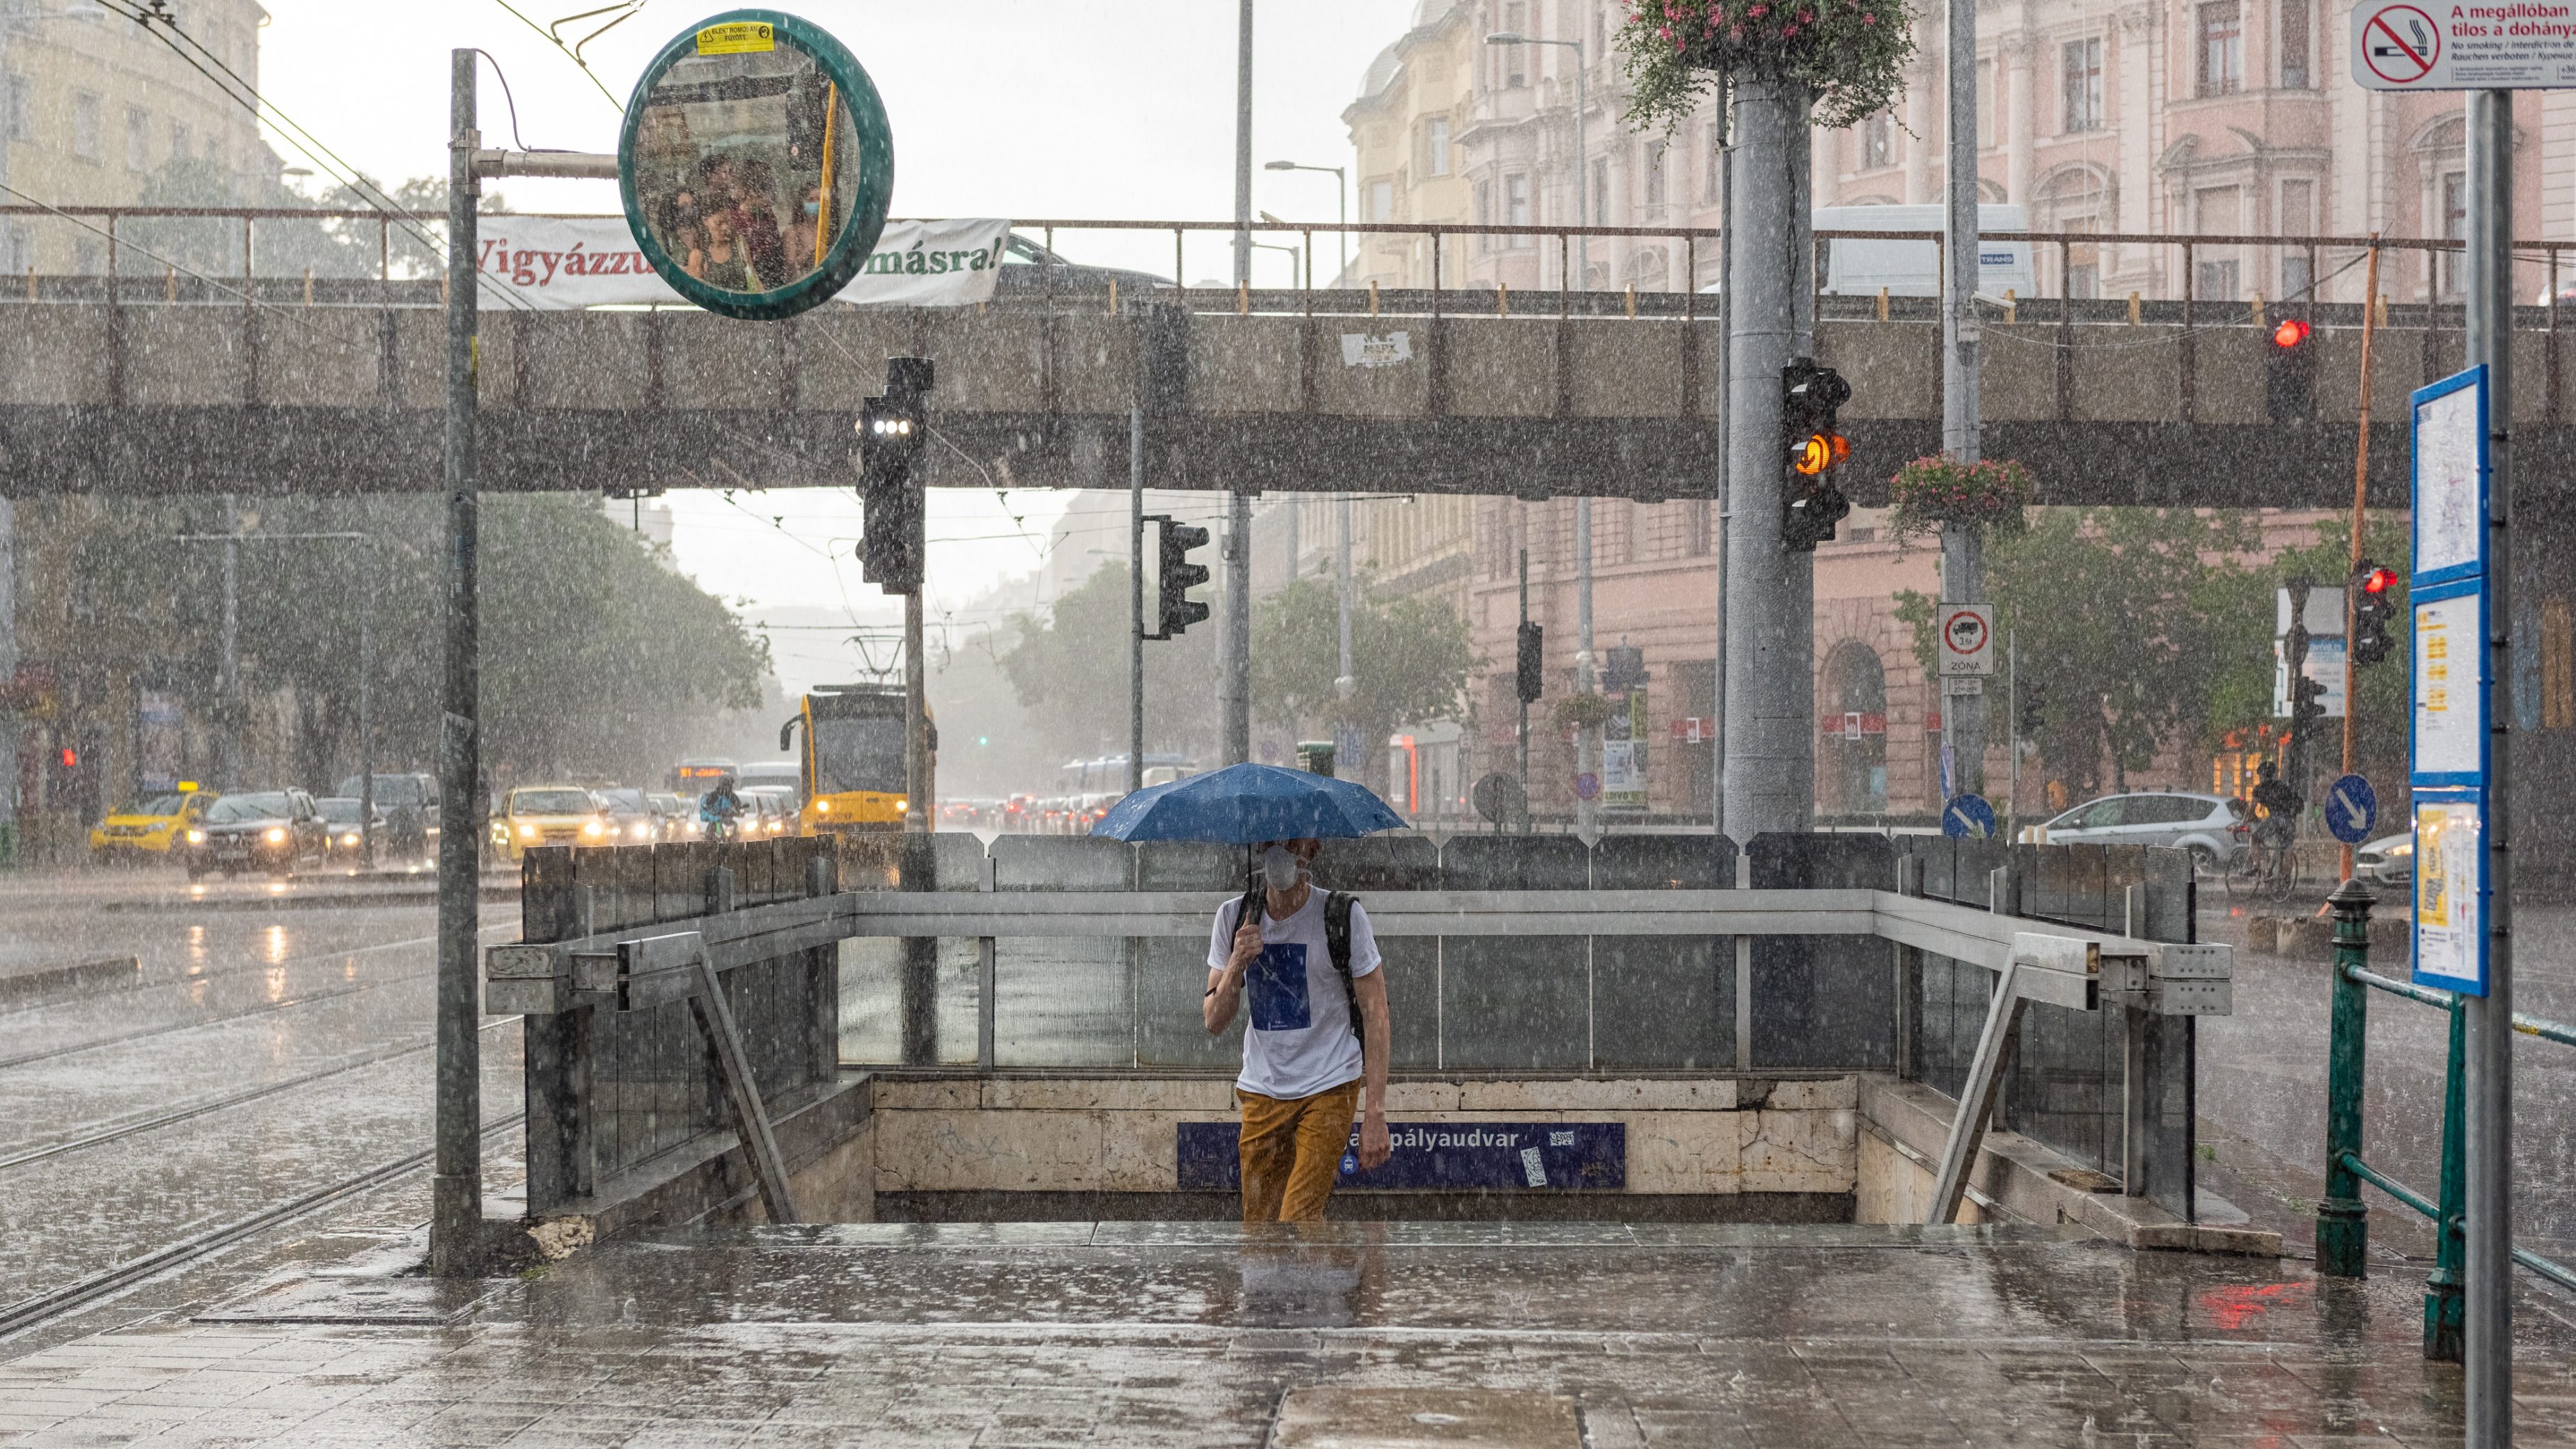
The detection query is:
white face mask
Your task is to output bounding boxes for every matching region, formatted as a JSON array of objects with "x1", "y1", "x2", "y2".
[{"x1": 1261, "y1": 845, "x2": 1303, "y2": 892}]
